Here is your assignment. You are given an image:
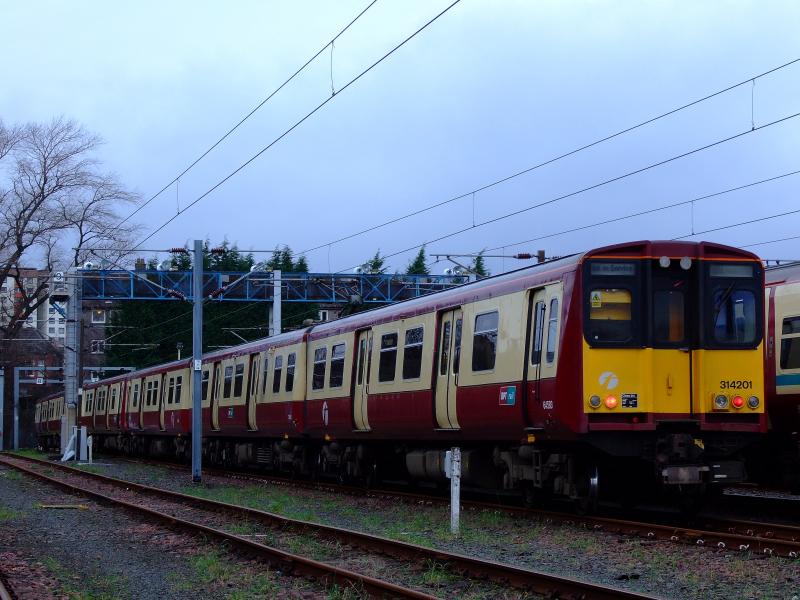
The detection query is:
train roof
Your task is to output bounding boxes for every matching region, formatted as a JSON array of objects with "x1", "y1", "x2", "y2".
[
  {"x1": 86, "y1": 240, "x2": 758, "y2": 386},
  {"x1": 765, "y1": 261, "x2": 800, "y2": 285}
]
